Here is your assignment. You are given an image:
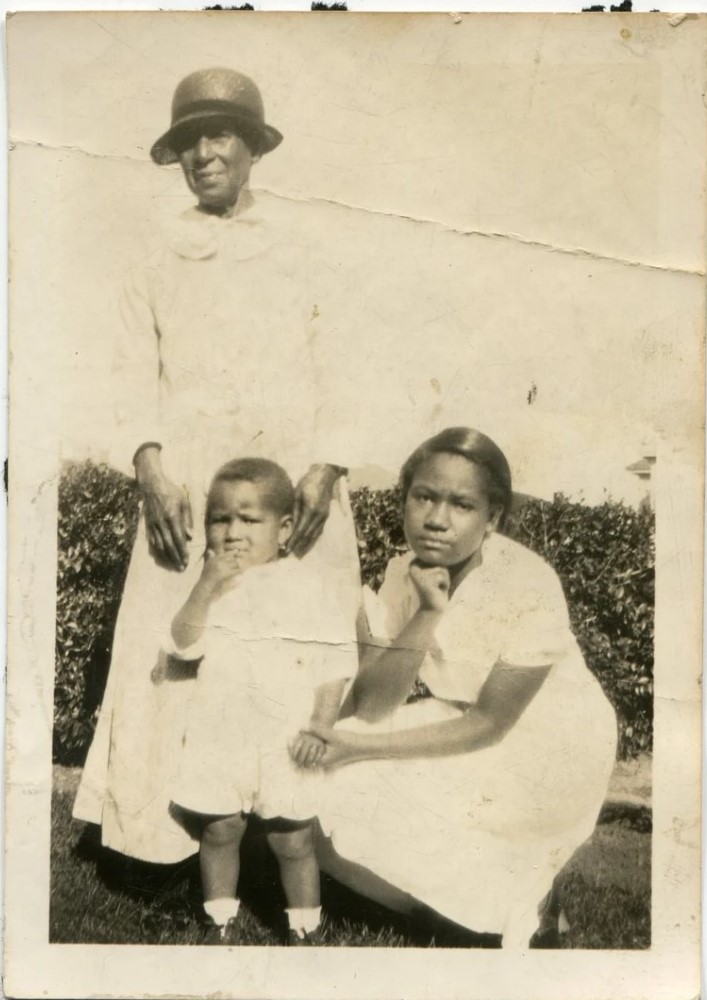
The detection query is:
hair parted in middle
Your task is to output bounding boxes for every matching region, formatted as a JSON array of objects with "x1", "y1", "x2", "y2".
[
  {"x1": 400, "y1": 427, "x2": 513, "y2": 528},
  {"x1": 207, "y1": 457, "x2": 295, "y2": 519}
]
